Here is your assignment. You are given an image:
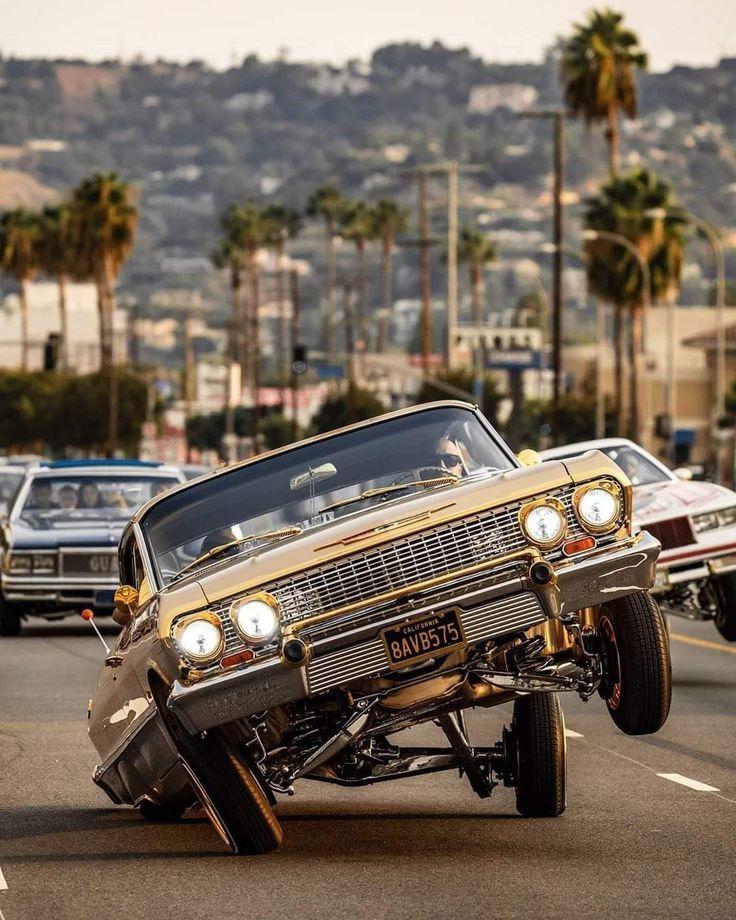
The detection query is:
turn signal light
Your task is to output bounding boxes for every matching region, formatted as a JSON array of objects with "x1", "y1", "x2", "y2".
[
  {"x1": 220, "y1": 649, "x2": 255, "y2": 669},
  {"x1": 563, "y1": 537, "x2": 596, "y2": 556}
]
